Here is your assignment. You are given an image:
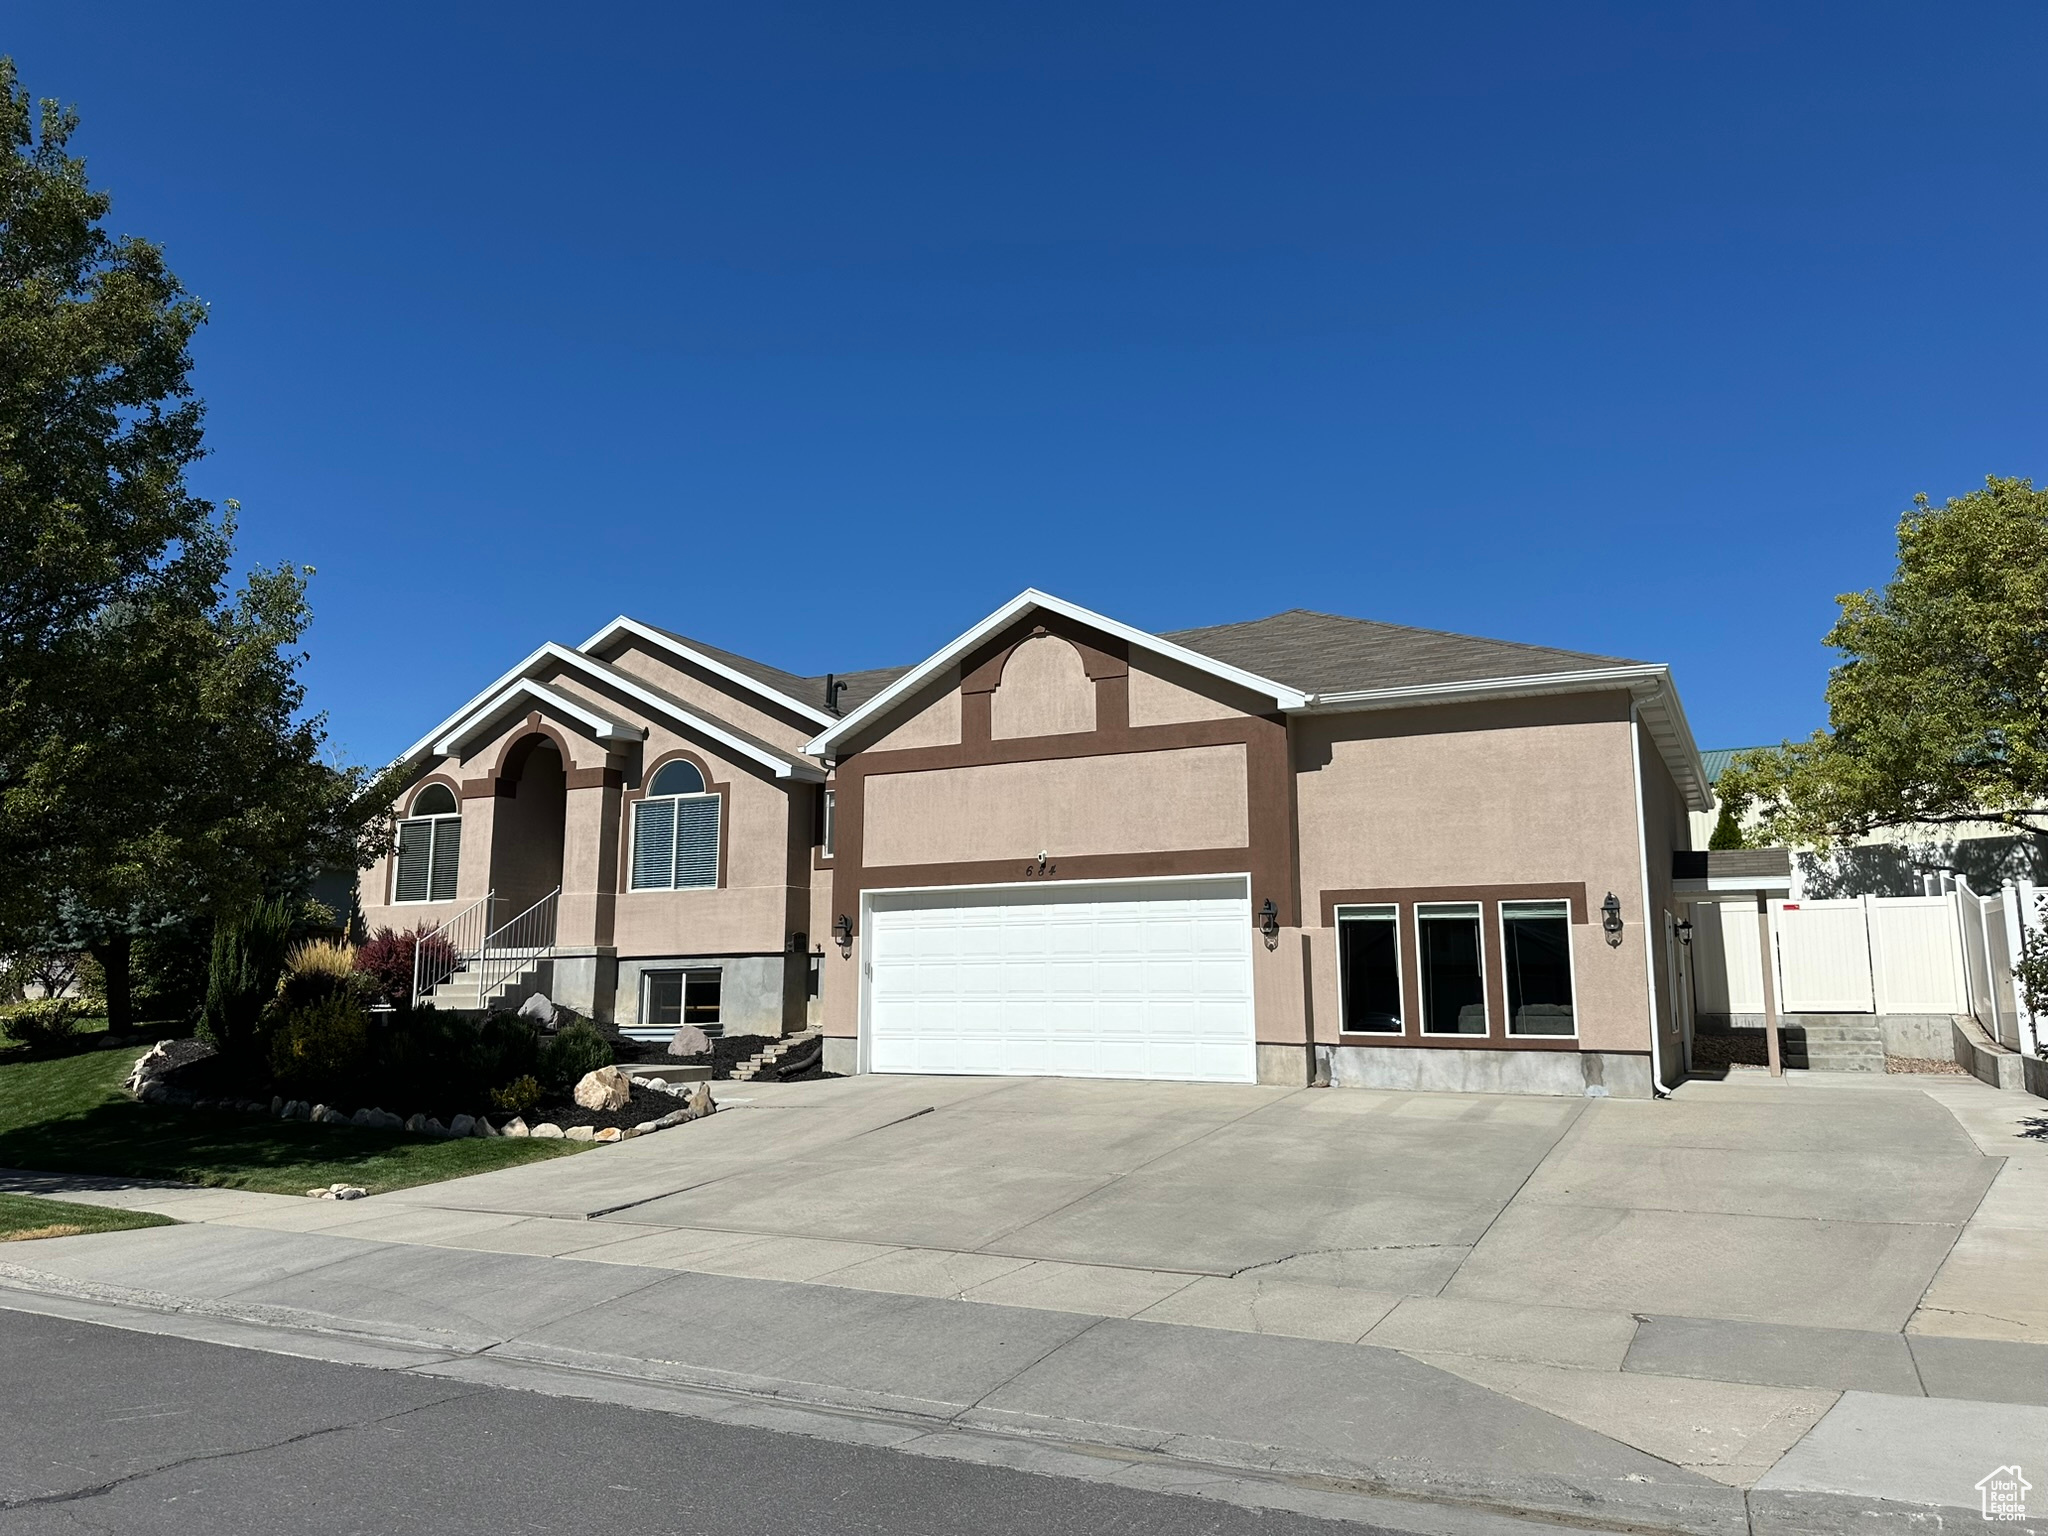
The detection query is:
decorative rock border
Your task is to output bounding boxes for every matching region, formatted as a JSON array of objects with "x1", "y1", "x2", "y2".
[
  {"x1": 123, "y1": 1047, "x2": 718, "y2": 1148},
  {"x1": 500, "y1": 1078, "x2": 714, "y2": 1143}
]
